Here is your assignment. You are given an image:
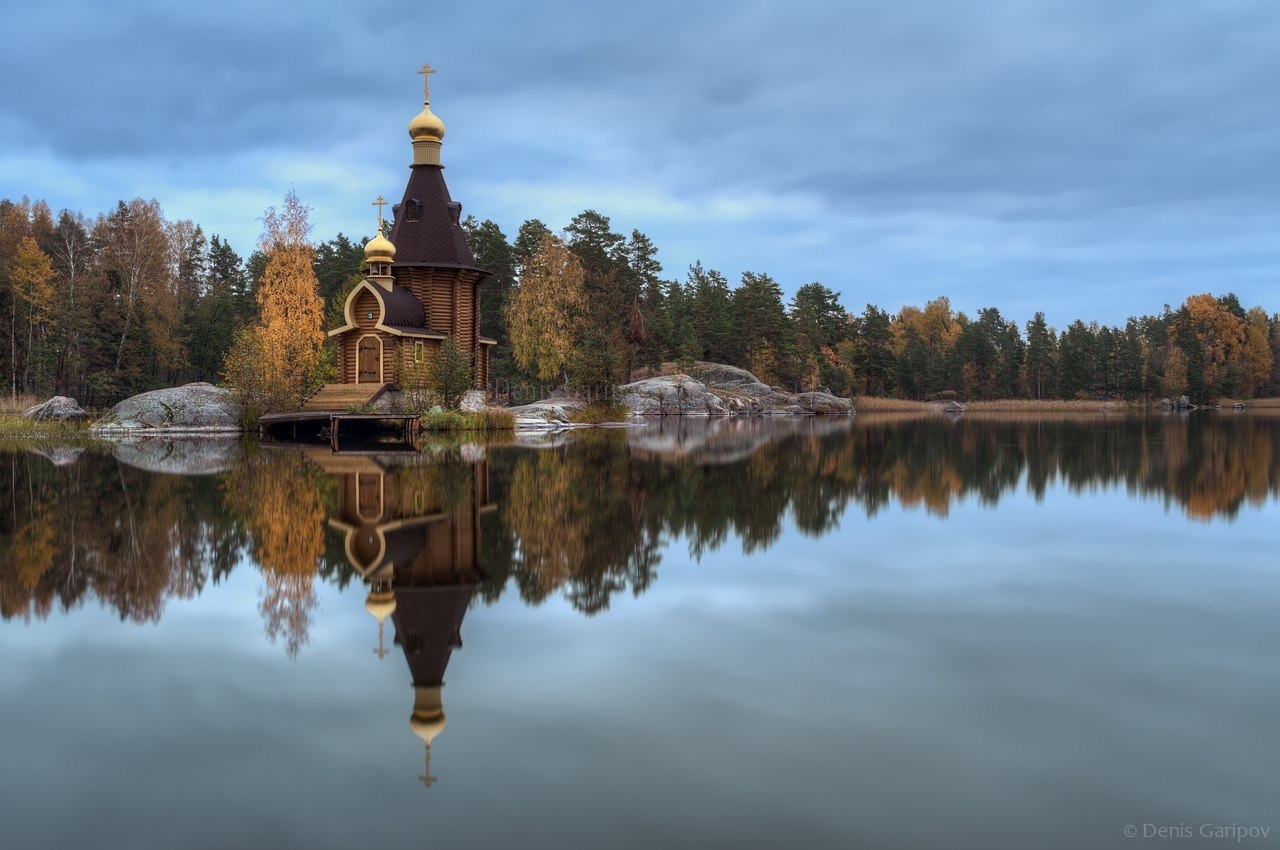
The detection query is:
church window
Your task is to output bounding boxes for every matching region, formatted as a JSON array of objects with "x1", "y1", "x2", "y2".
[
  {"x1": 414, "y1": 341, "x2": 424, "y2": 362},
  {"x1": 406, "y1": 199, "x2": 421, "y2": 222}
]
